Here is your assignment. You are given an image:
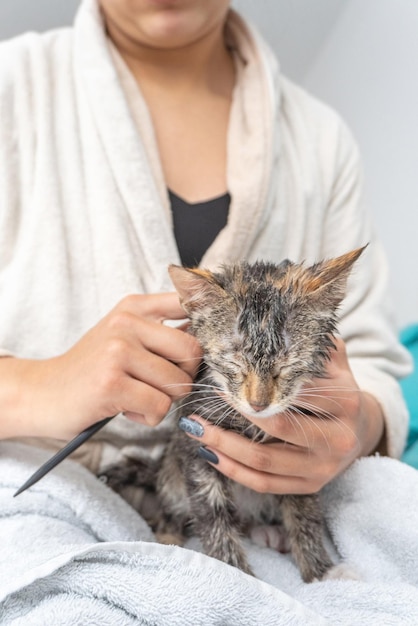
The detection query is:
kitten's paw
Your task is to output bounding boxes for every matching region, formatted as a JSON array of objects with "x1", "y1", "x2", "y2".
[
  {"x1": 322, "y1": 563, "x2": 361, "y2": 581},
  {"x1": 207, "y1": 544, "x2": 255, "y2": 576},
  {"x1": 250, "y1": 524, "x2": 291, "y2": 553},
  {"x1": 224, "y1": 554, "x2": 255, "y2": 577}
]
